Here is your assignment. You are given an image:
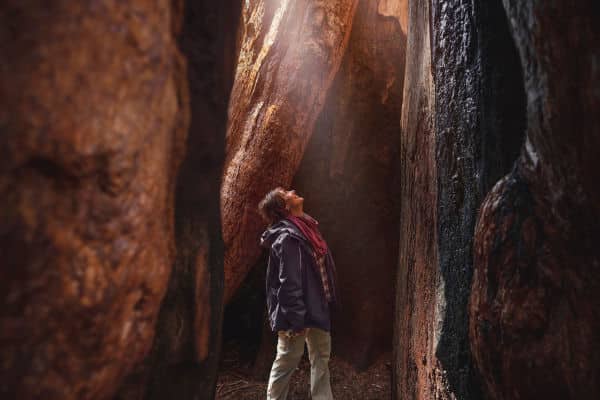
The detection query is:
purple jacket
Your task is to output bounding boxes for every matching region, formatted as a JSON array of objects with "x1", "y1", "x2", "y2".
[{"x1": 260, "y1": 219, "x2": 337, "y2": 333}]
